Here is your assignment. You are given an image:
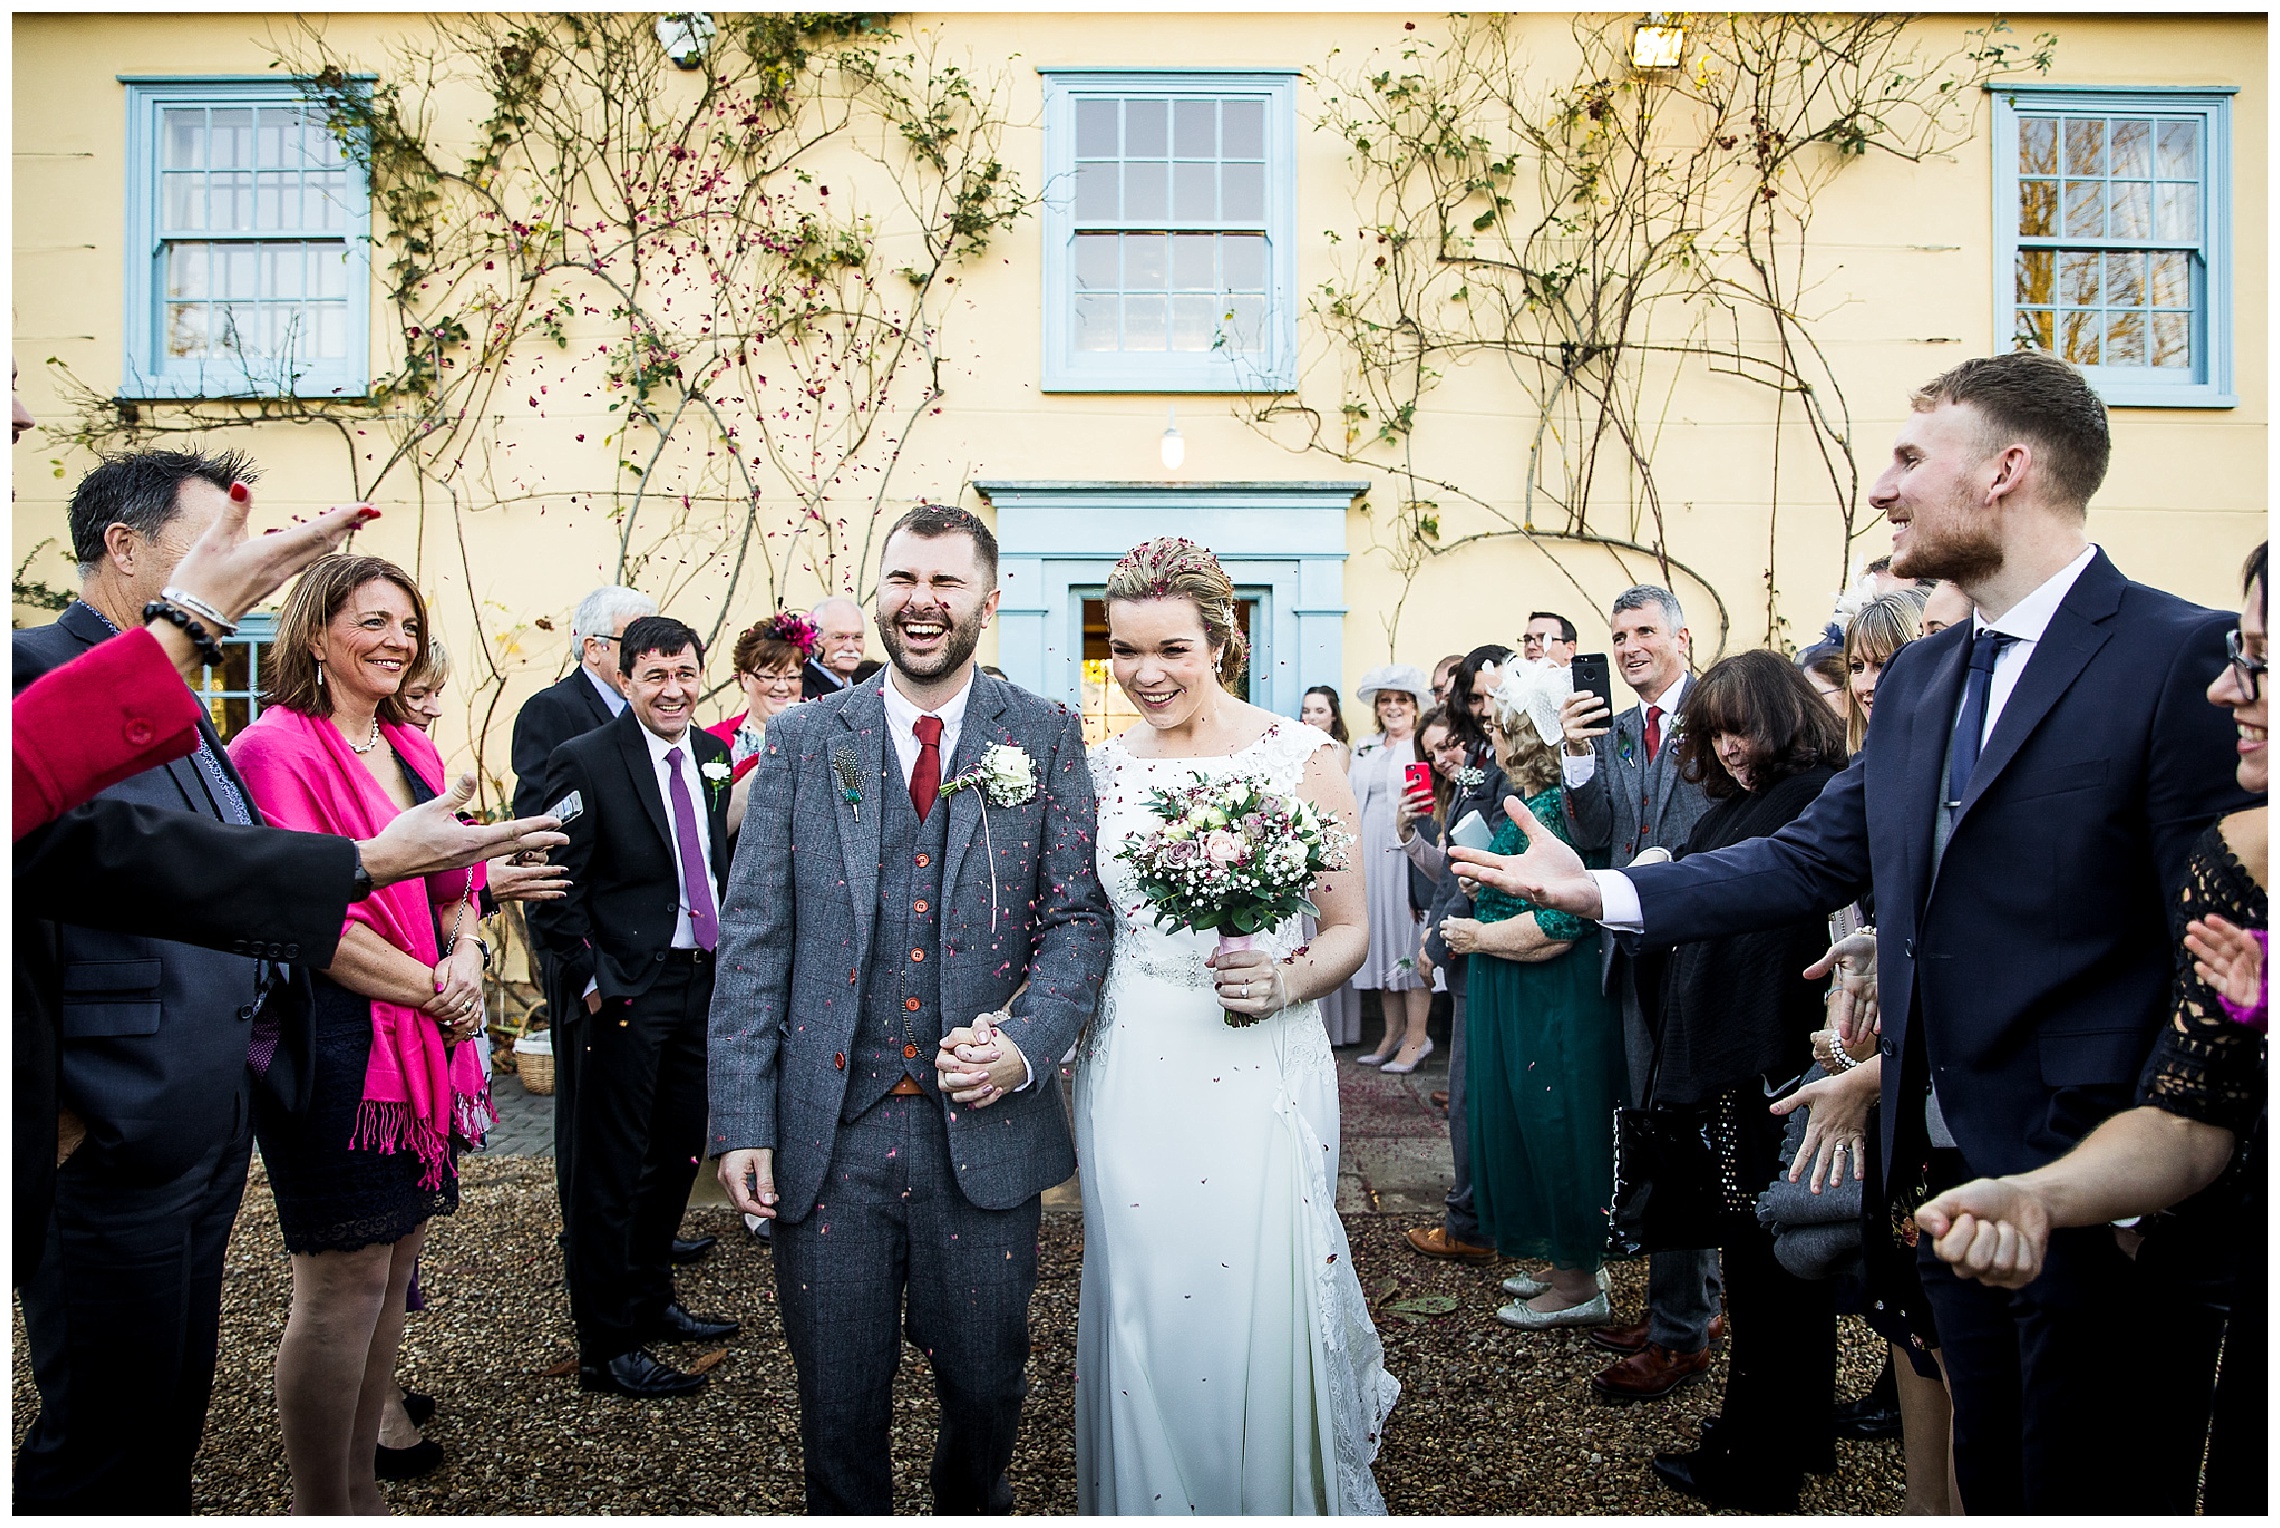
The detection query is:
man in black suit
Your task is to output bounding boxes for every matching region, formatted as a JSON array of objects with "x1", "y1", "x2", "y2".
[
  {"x1": 801, "y1": 595, "x2": 866, "y2": 699},
  {"x1": 1454, "y1": 351, "x2": 2248, "y2": 1514},
  {"x1": 529, "y1": 615, "x2": 740, "y2": 1398},
  {"x1": 509, "y1": 584, "x2": 653, "y2": 1232}
]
